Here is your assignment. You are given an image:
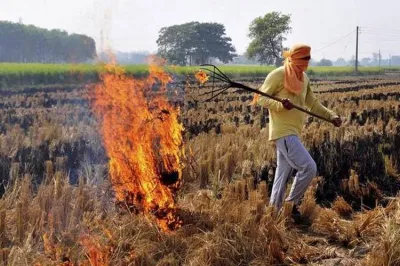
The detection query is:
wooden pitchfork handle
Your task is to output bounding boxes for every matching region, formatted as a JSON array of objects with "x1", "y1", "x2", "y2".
[
  {"x1": 229, "y1": 81, "x2": 333, "y2": 124},
  {"x1": 199, "y1": 64, "x2": 335, "y2": 124}
]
